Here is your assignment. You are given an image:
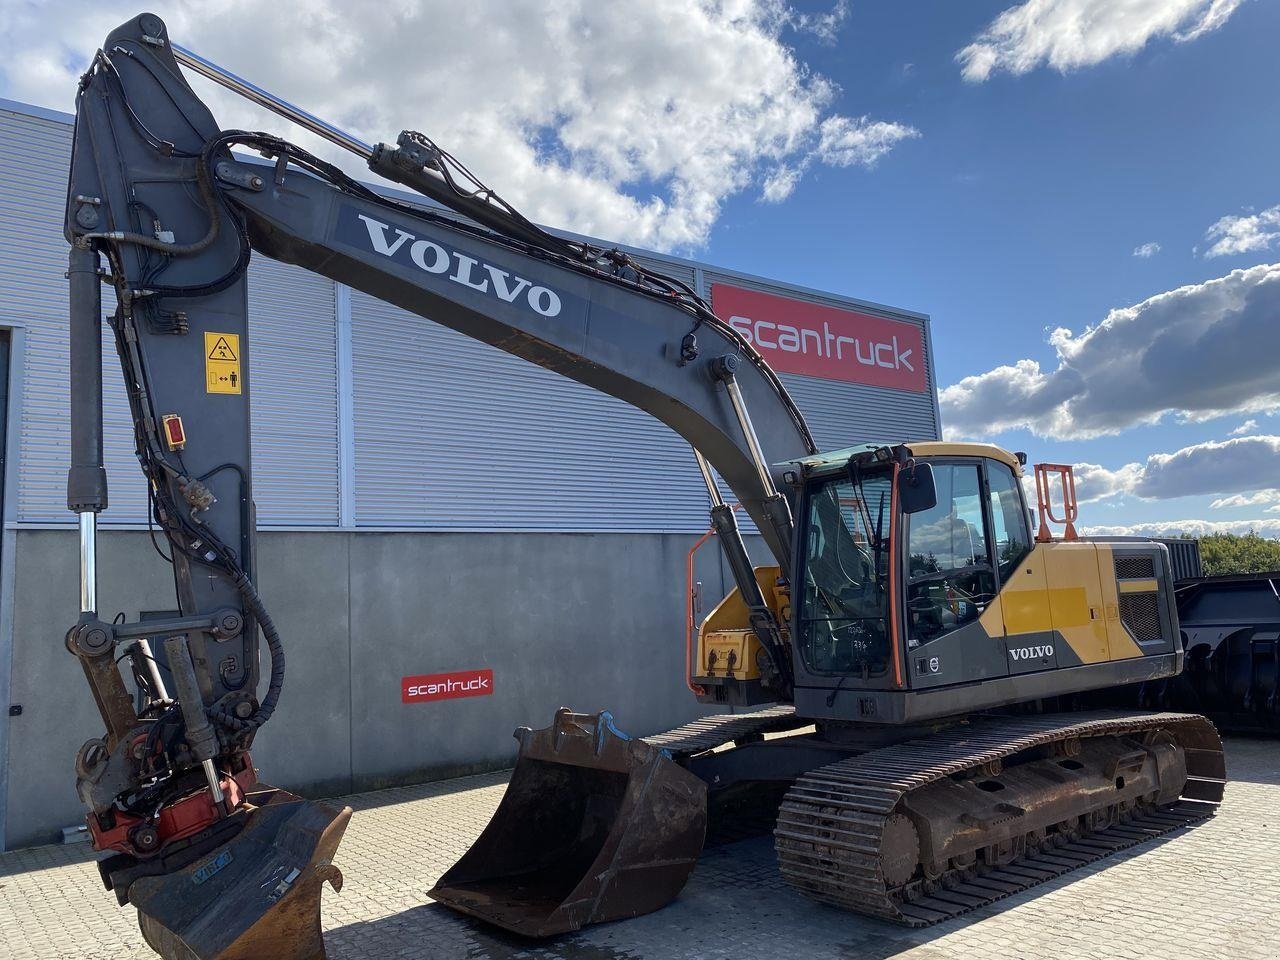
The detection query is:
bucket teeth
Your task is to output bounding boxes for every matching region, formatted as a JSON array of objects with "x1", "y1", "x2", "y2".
[
  {"x1": 429, "y1": 708, "x2": 708, "y2": 937},
  {"x1": 128, "y1": 788, "x2": 351, "y2": 960}
]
